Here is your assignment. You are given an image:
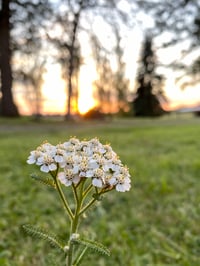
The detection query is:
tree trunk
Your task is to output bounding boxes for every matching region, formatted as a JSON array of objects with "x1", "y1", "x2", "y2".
[
  {"x1": 0, "y1": 0, "x2": 19, "y2": 117},
  {"x1": 65, "y1": 0, "x2": 84, "y2": 119}
]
